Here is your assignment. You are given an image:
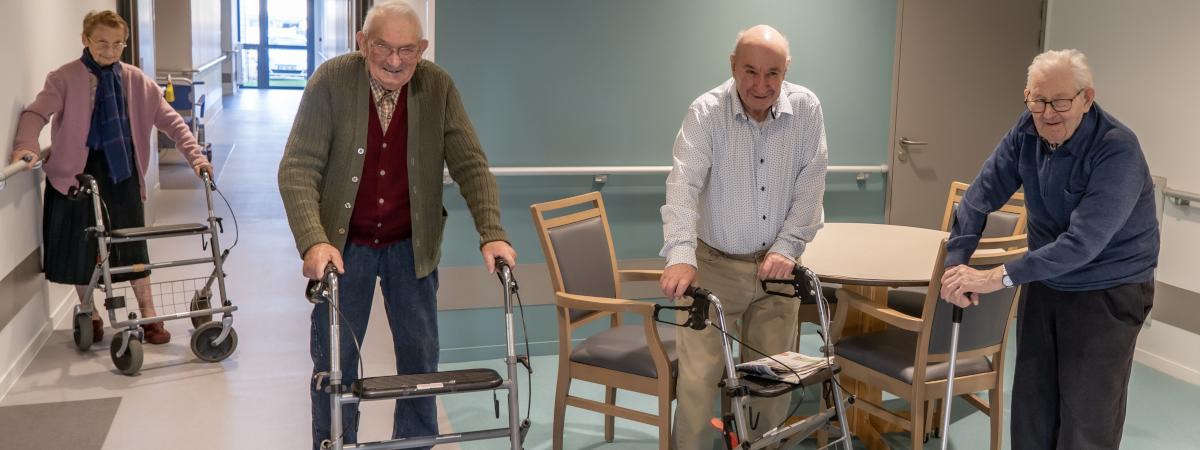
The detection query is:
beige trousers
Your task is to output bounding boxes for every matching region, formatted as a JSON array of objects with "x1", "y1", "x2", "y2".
[{"x1": 672, "y1": 241, "x2": 799, "y2": 449}]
